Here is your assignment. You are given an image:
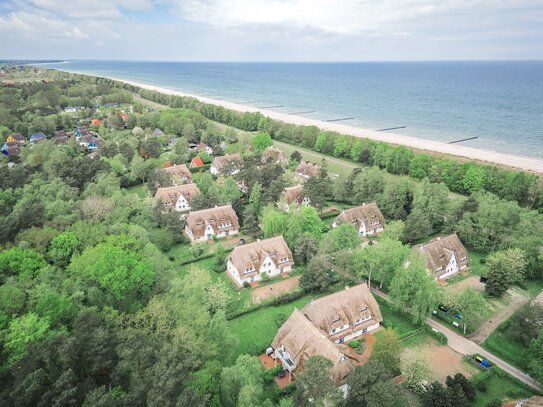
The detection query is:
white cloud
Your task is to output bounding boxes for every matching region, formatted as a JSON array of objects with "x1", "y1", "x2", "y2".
[{"x1": 173, "y1": 0, "x2": 539, "y2": 35}]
